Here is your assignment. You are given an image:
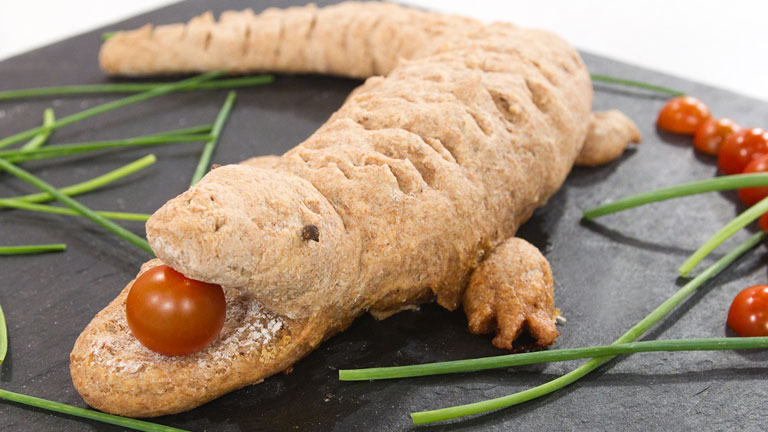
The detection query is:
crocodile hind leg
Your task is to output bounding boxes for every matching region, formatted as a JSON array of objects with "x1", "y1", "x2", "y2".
[
  {"x1": 576, "y1": 110, "x2": 641, "y2": 167},
  {"x1": 463, "y1": 237, "x2": 558, "y2": 350}
]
